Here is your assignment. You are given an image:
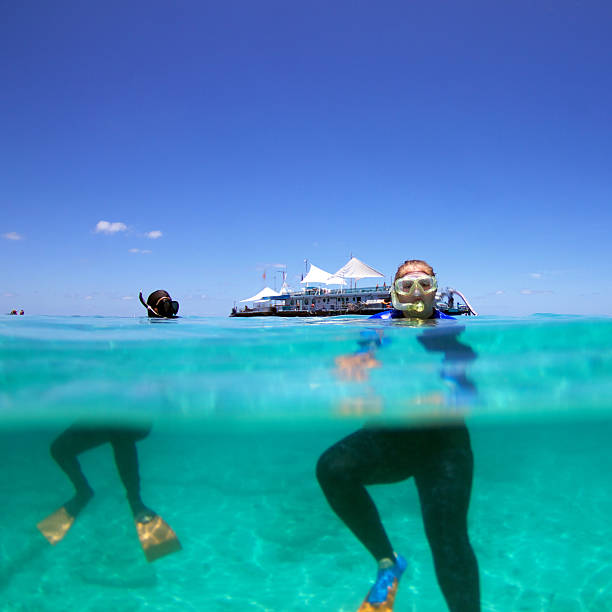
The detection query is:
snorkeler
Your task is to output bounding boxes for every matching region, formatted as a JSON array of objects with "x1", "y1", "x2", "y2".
[
  {"x1": 37, "y1": 423, "x2": 181, "y2": 563},
  {"x1": 316, "y1": 260, "x2": 480, "y2": 611},
  {"x1": 139, "y1": 289, "x2": 180, "y2": 318}
]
